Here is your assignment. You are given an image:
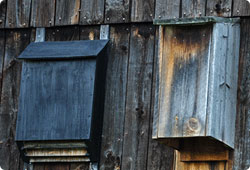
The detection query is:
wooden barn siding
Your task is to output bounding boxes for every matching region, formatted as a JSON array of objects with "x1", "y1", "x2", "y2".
[{"x1": 0, "y1": 0, "x2": 249, "y2": 28}]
